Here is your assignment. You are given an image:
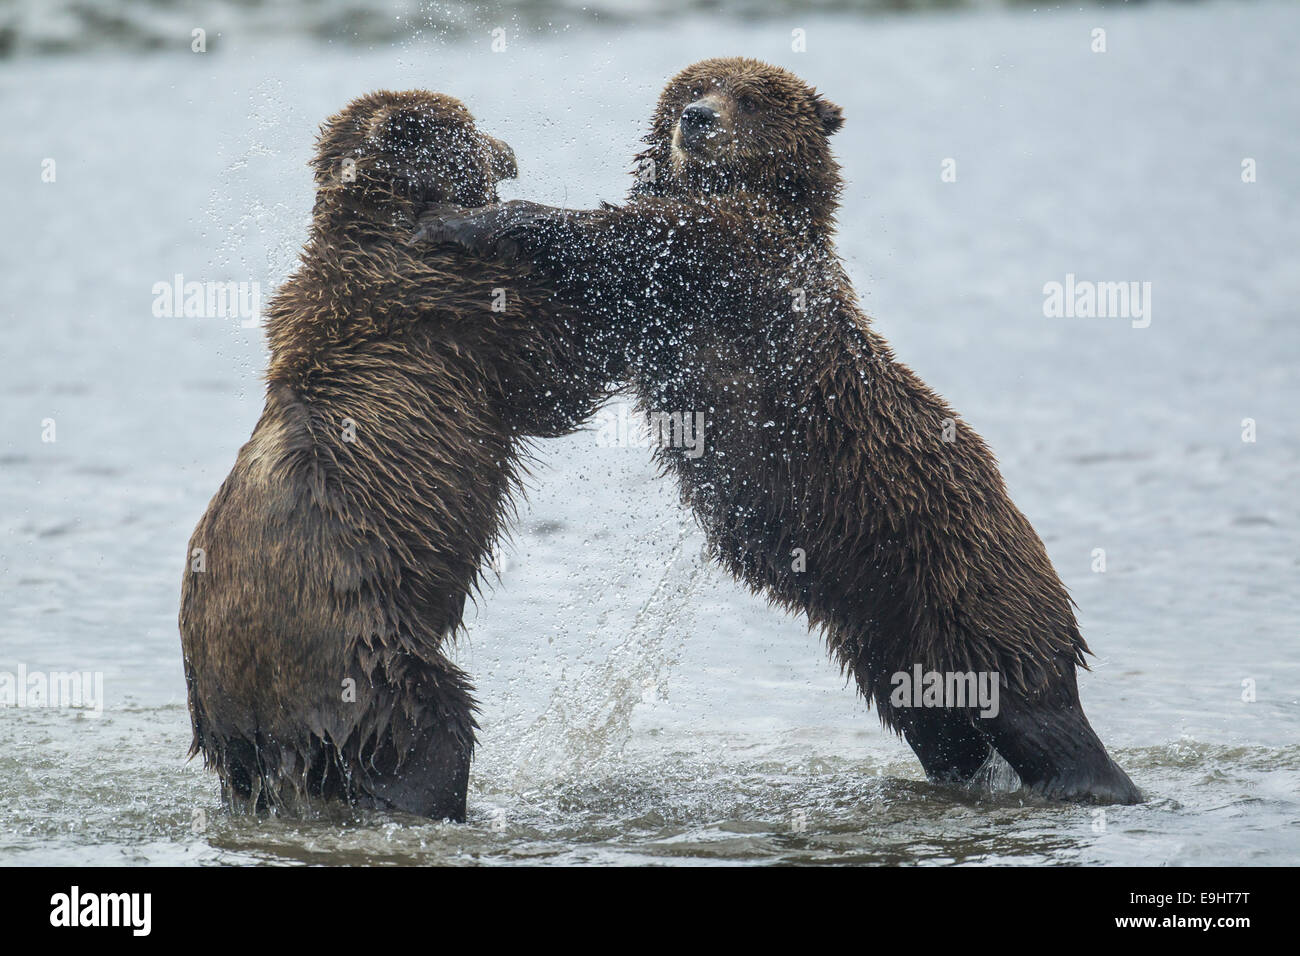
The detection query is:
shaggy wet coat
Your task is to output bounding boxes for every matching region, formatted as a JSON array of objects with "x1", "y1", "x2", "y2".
[
  {"x1": 180, "y1": 91, "x2": 621, "y2": 819},
  {"x1": 417, "y1": 59, "x2": 1141, "y2": 804}
]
